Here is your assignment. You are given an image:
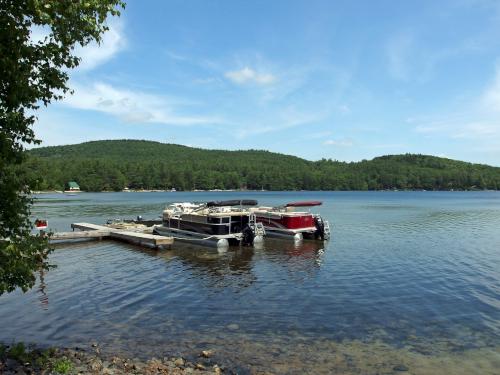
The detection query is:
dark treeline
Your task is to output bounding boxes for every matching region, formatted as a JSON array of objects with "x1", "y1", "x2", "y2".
[{"x1": 23, "y1": 140, "x2": 500, "y2": 191}]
